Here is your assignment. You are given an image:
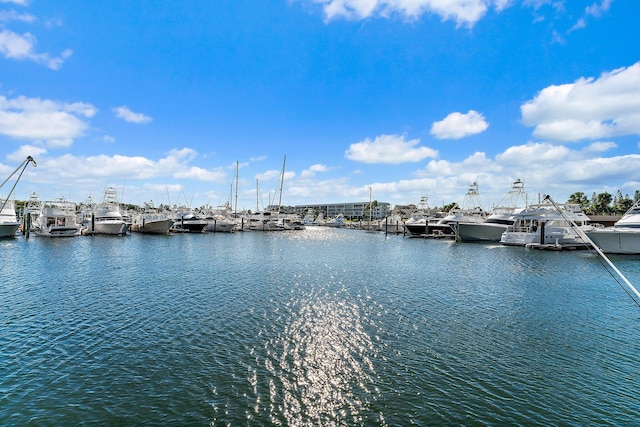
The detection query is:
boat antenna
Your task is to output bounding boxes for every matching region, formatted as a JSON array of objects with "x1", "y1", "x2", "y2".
[
  {"x1": 165, "y1": 182, "x2": 172, "y2": 206},
  {"x1": 543, "y1": 194, "x2": 640, "y2": 307}
]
